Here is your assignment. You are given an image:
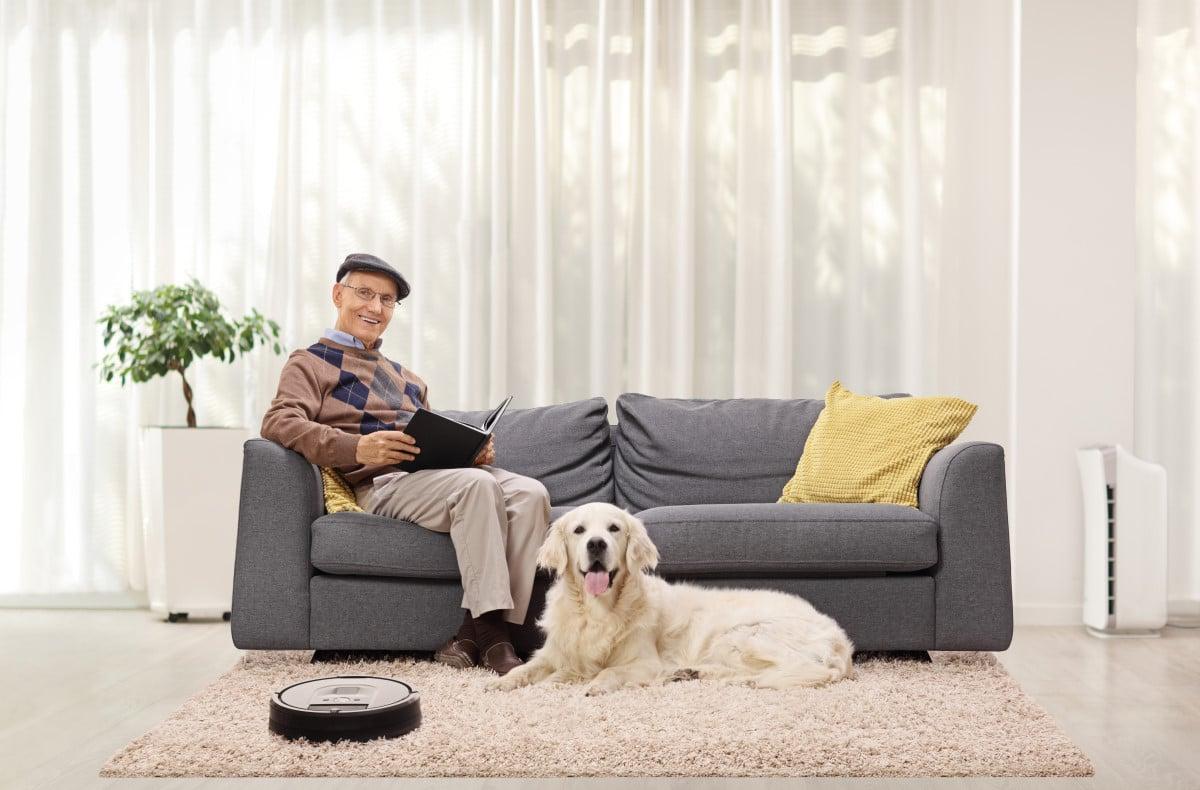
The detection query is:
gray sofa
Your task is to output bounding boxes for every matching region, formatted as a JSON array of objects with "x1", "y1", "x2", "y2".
[{"x1": 231, "y1": 393, "x2": 1013, "y2": 654}]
